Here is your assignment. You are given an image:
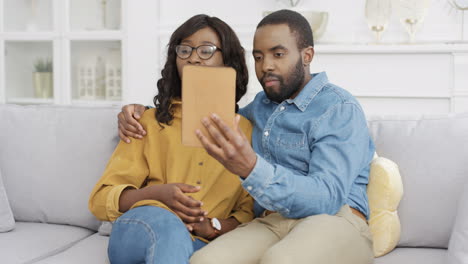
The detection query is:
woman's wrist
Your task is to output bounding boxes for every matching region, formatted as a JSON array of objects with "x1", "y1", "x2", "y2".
[{"x1": 204, "y1": 219, "x2": 220, "y2": 240}]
